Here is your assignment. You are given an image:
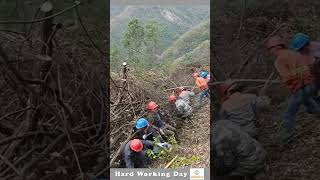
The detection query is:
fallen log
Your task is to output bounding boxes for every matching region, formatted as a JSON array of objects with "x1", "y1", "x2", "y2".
[
  {"x1": 164, "y1": 86, "x2": 198, "y2": 91},
  {"x1": 208, "y1": 79, "x2": 281, "y2": 85}
]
